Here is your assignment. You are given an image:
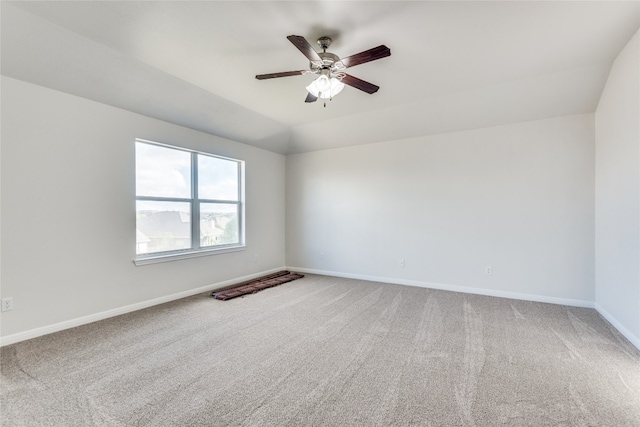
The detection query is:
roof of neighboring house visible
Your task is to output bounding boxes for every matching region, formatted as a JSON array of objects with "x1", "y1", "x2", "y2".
[
  {"x1": 136, "y1": 229, "x2": 150, "y2": 243},
  {"x1": 137, "y1": 211, "x2": 190, "y2": 239}
]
